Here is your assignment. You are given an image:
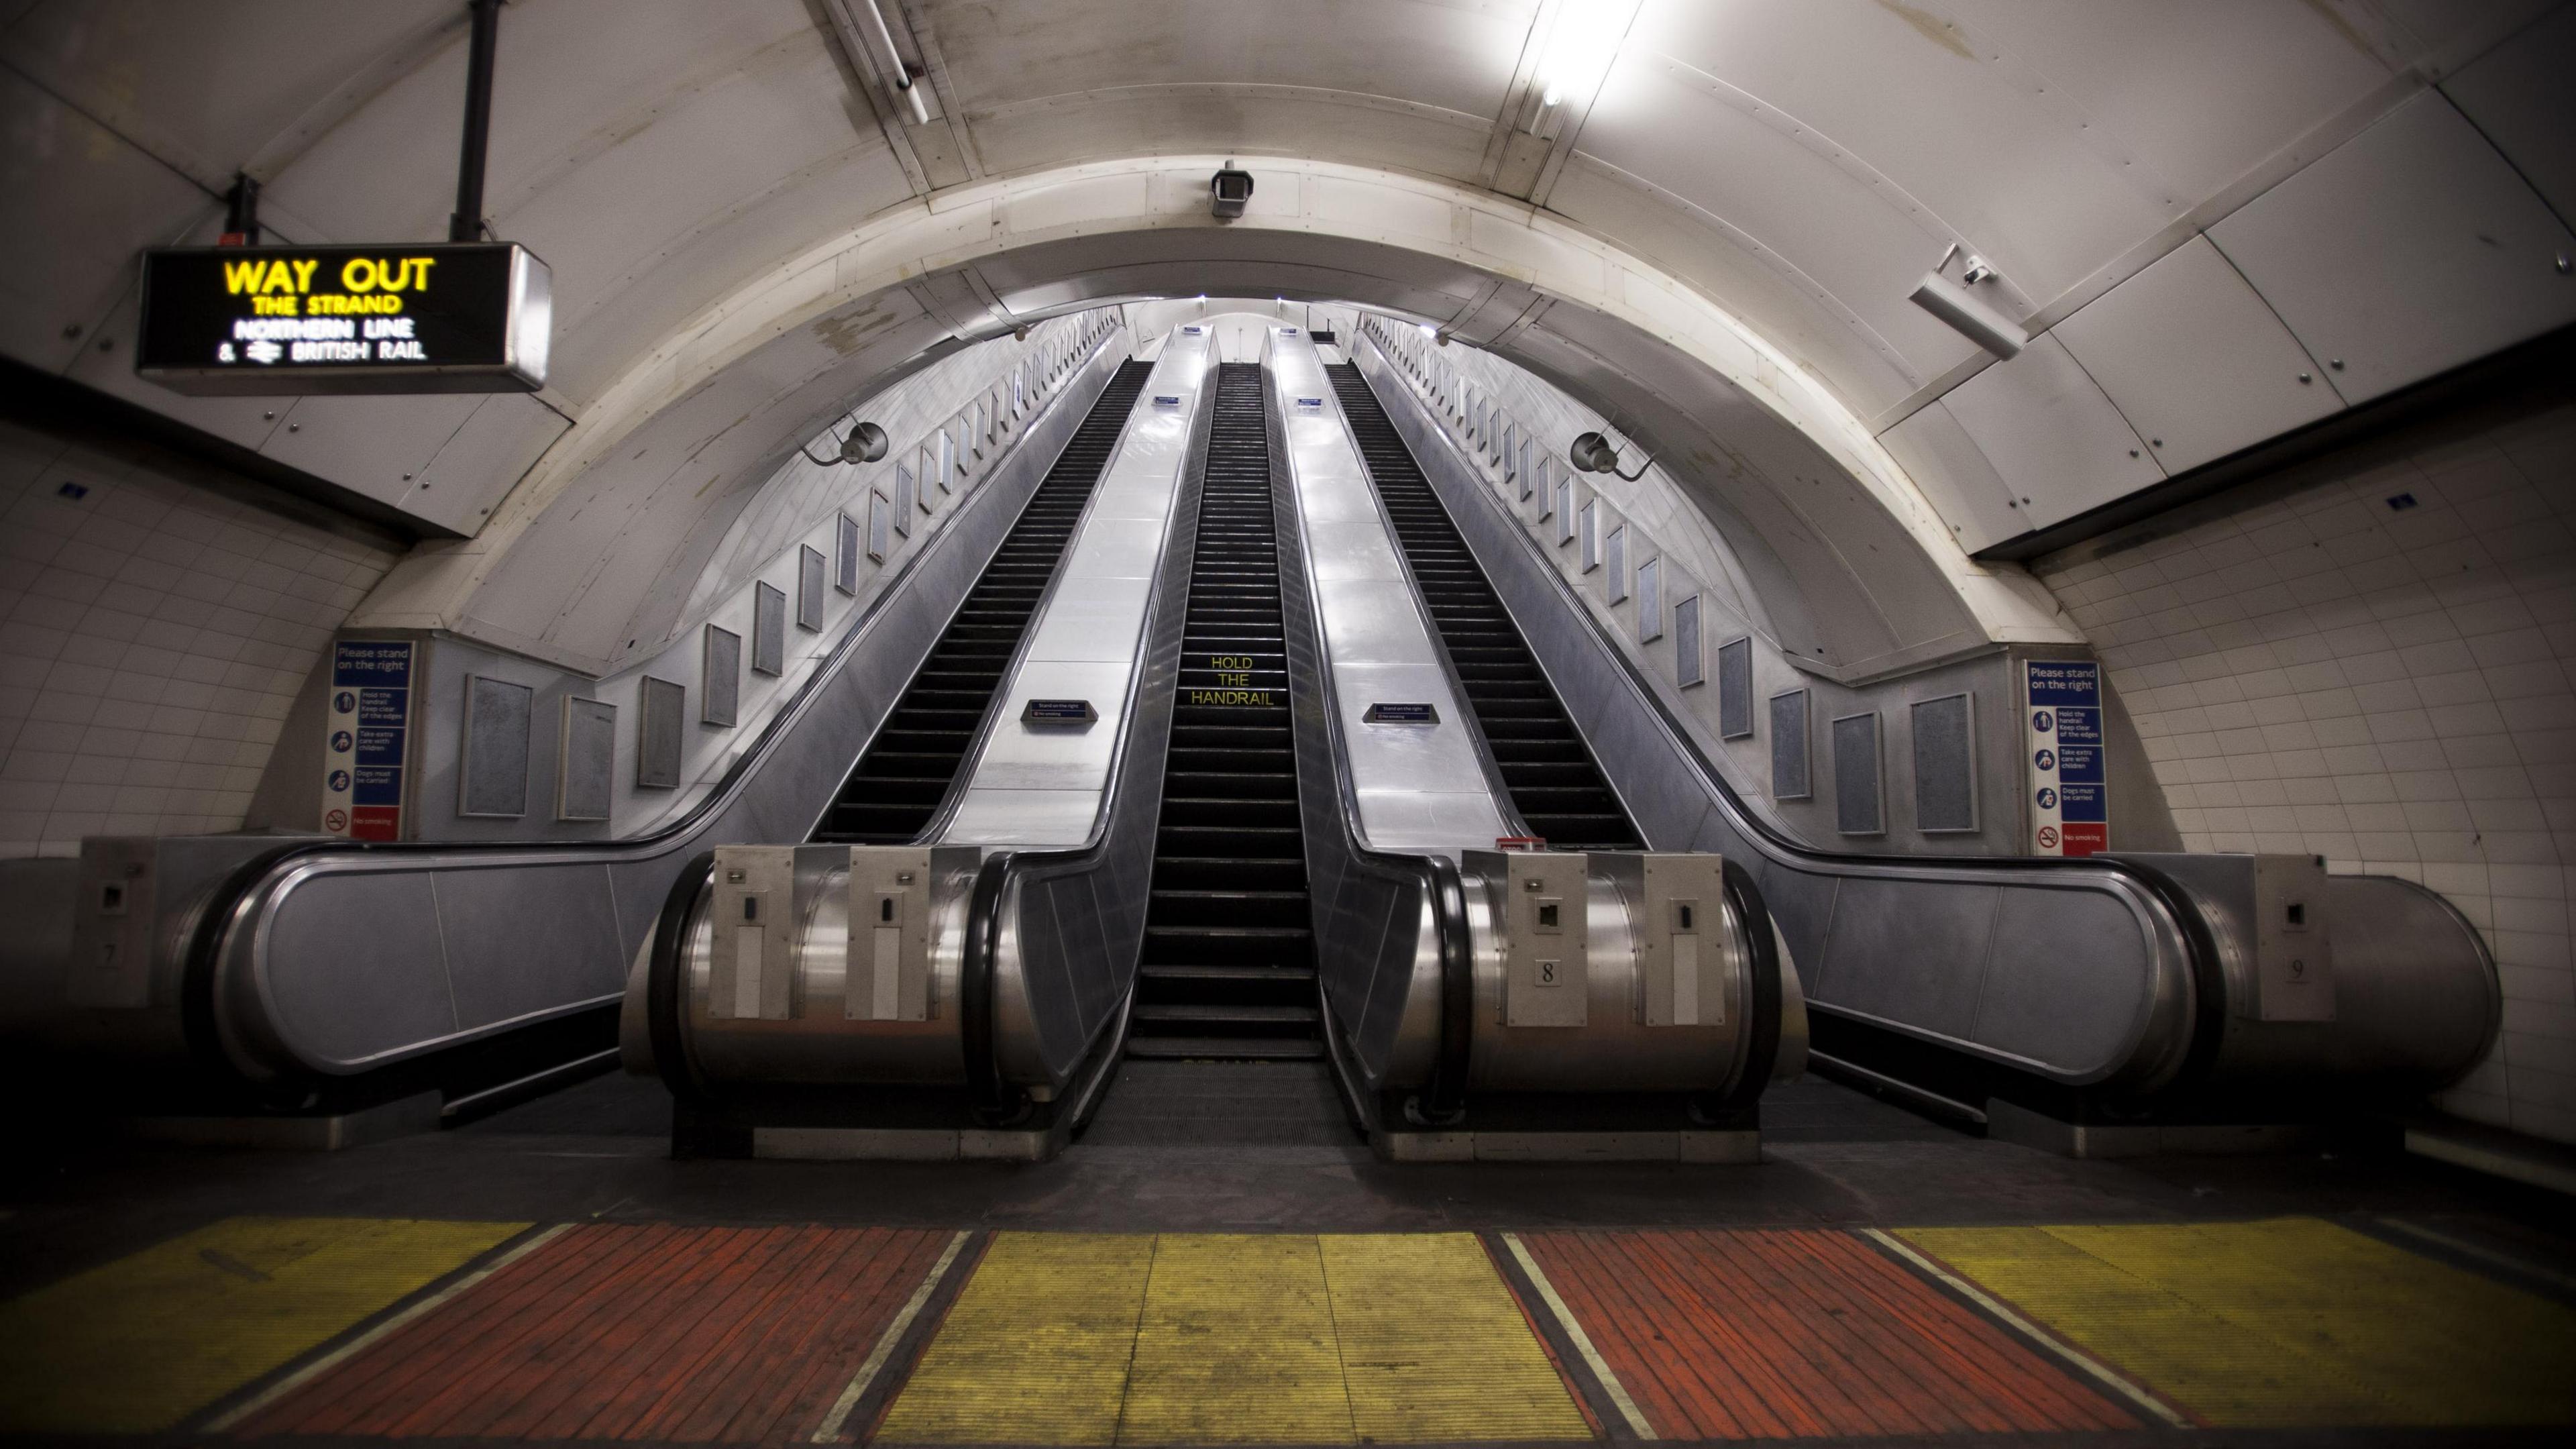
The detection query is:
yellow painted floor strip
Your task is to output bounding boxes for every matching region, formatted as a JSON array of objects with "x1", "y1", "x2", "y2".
[
  {"x1": 1321, "y1": 1234, "x2": 1591, "y2": 1444},
  {"x1": 876, "y1": 1233, "x2": 1155, "y2": 1445},
  {"x1": 1899, "y1": 1218, "x2": 2576, "y2": 1428},
  {"x1": 877, "y1": 1233, "x2": 1589, "y2": 1444},
  {"x1": 1120, "y1": 1235, "x2": 1354, "y2": 1445},
  {"x1": 0, "y1": 1215, "x2": 526, "y2": 1436}
]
